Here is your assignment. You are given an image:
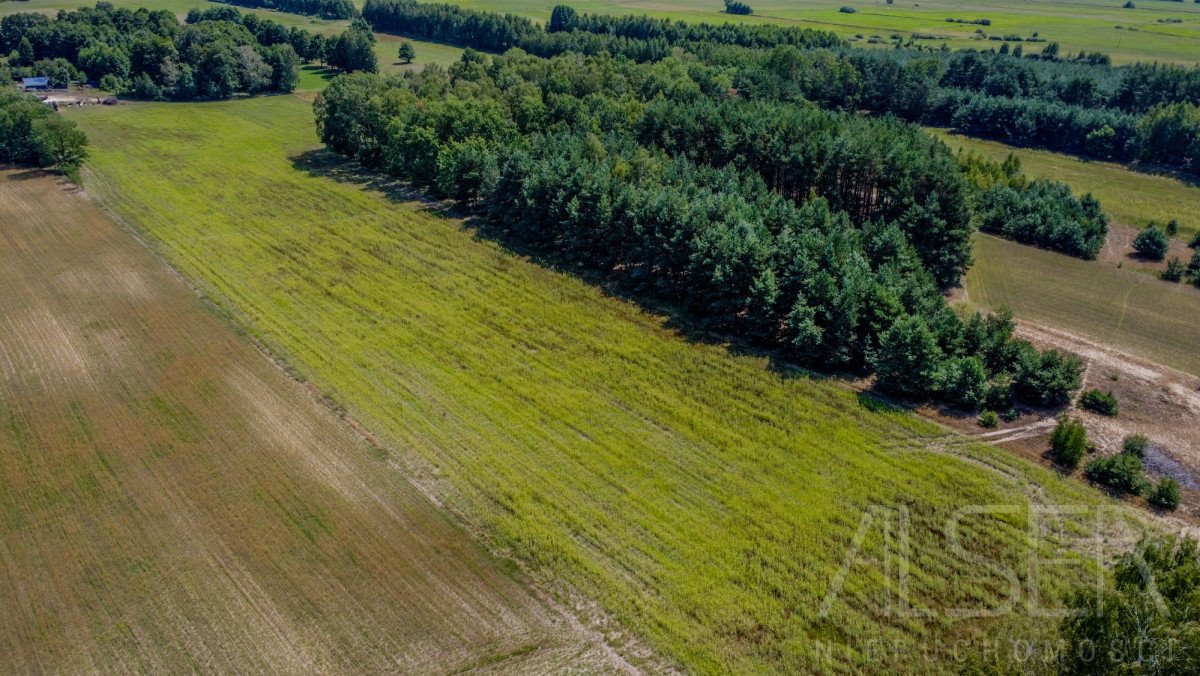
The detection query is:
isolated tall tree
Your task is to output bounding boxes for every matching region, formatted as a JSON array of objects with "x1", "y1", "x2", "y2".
[{"x1": 397, "y1": 40, "x2": 415, "y2": 64}]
